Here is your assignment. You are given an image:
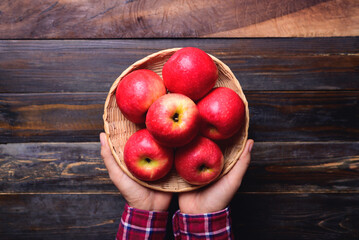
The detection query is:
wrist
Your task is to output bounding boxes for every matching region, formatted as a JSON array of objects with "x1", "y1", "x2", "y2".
[
  {"x1": 178, "y1": 206, "x2": 230, "y2": 215},
  {"x1": 127, "y1": 202, "x2": 168, "y2": 212},
  {"x1": 180, "y1": 205, "x2": 227, "y2": 214}
]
